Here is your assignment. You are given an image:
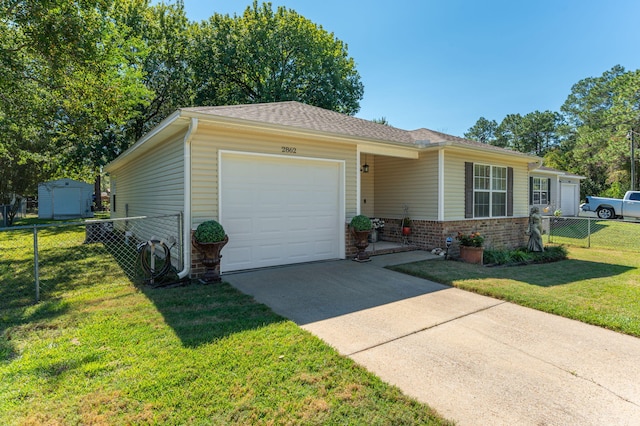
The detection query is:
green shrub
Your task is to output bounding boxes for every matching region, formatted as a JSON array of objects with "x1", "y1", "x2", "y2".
[
  {"x1": 484, "y1": 245, "x2": 567, "y2": 266},
  {"x1": 350, "y1": 215, "x2": 372, "y2": 231},
  {"x1": 483, "y1": 249, "x2": 511, "y2": 265},
  {"x1": 194, "y1": 220, "x2": 226, "y2": 243}
]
